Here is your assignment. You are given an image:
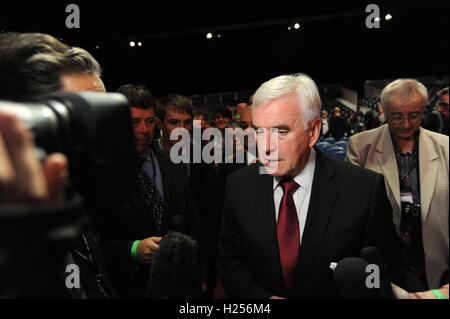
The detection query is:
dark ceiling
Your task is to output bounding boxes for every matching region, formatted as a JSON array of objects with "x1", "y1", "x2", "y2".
[{"x1": 1, "y1": 0, "x2": 448, "y2": 96}]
